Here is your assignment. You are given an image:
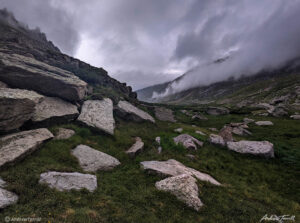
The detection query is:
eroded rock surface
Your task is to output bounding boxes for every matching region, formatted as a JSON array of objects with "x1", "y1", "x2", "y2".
[
  {"x1": 39, "y1": 172, "x2": 97, "y2": 192},
  {"x1": 54, "y1": 128, "x2": 75, "y2": 140},
  {"x1": 0, "y1": 128, "x2": 53, "y2": 168},
  {"x1": 173, "y1": 134, "x2": 203, "y2": 150},
  {"x1": 72, "y1": 145, "x2": 120, "y2": 172},
  {"x1": 77, "y1": 99, "x2": 115, "y2": 135}
]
